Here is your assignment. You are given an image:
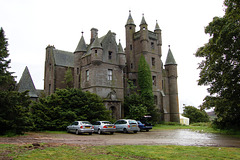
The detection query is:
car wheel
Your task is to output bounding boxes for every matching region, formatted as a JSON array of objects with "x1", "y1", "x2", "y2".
[
  {"x1": 123, "y1": 128, "x2": 128, "y2": 133},
  {"x1": 98, "y1": 129, "x2": 101, "y2": 135},
  {"x1": 146, "y1": 129, "x2": 149, "y2": 132},
  {"x1": 89, "y1": 132, "x2": 92, "y2": 135},
  {"x1": 67, "y1": 129, "x2": 70, "y2": 133},
  {"x1": 133, "y1": 131, "x2": 137, "y2": 133},
  {"x1": 75, "y1": 130, "x2": 79, "y2": 135},
  {"x1": 110, "y1": 132, "x2": 114, "y2": 135}
]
